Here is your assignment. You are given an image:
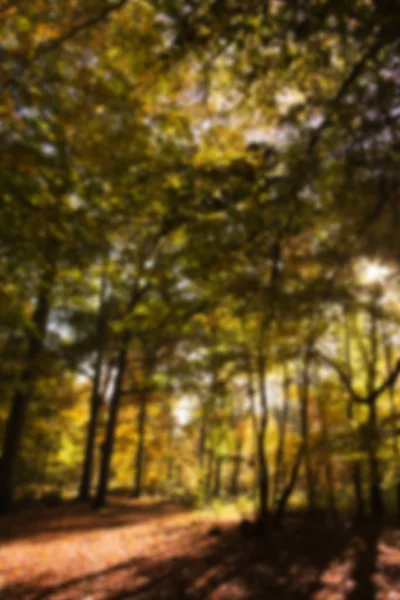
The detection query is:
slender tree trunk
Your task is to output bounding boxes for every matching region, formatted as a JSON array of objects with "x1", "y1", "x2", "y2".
[
  {"x1": 166, "y1": 455, "x2": 174, "y2": 482},
  {"x1": 257, "y1": 430, "x2": 269, "y2": 526},
  {"x1": 79, "y1": 391, "x2": 102, "y2": 502},
  {"x1": 274, "y1": 443, "x2": 305, "y2": 528},
  {"x1": 347, "y1": 400, "x2": 365, "y2": 522},
  {"x1": 273, "y1": 365, "x2": 290, "y2": 506},
  {"x1": 229, "y1": 439, "x2": 243, "y2": 496},
  {"x1": 164, "y1": 410, "x2": 174, "y2": 491},
  {"x1": 78, "y1": 276, "x2": 108, "y2": 502},
  {"x1": 212, "y1": 456, "x2": 223, "y2": 498},
  {"x1": 316, "y1": 380, "x2": 338, "y2": 521},
  {"x1": 247, "y1": 357, "x2": 268, "y2": 529},
  {"x1": 229, "y1": 457, "x2": 240, "y2": 496},
  {"x1": 353, "y1": 461, "x2": 365, "y2": 522},
  {"x1": 366, "y1": 308, "x2": 384, "y2": 519},
  {"x1": 175, "y1": 463, "x2": 183, "y2": 488},
  {"x1": 92, "y1": 279, "x2": 146, "y2": 510},
  {"x1": 198, "y1": 402, "x2": 208, "y2": 470},
  {"x1": 205, "y1": 449, "x2": 214, "y2": 502},
  {"x1": 92, "y1": 330, "x2": 130, "y2": 510},
  {"x1": 382, "y1": 331, "x2": 400, "y2": 520},
  {"x1": 256, "y1": 352, "x2": 269, "y2": 530},
  {"x1": 388, "y1": 386, "x2": 400, "y2": 519},
  {"x1": 133, "y1": 389, "x2": 148, "y2": 498},
  {"x1": 344, "y1": 314, "x2": 365, "y2": 522},
  {"x1": 367, "y1": 400, "x2": 384, "y2": 518},
  {"x1": 0, "y1": 269, "x2": 53, "y2": 513},
  {"x1": 298, "y1": 352, "x2": 316, "y2": 515}
]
